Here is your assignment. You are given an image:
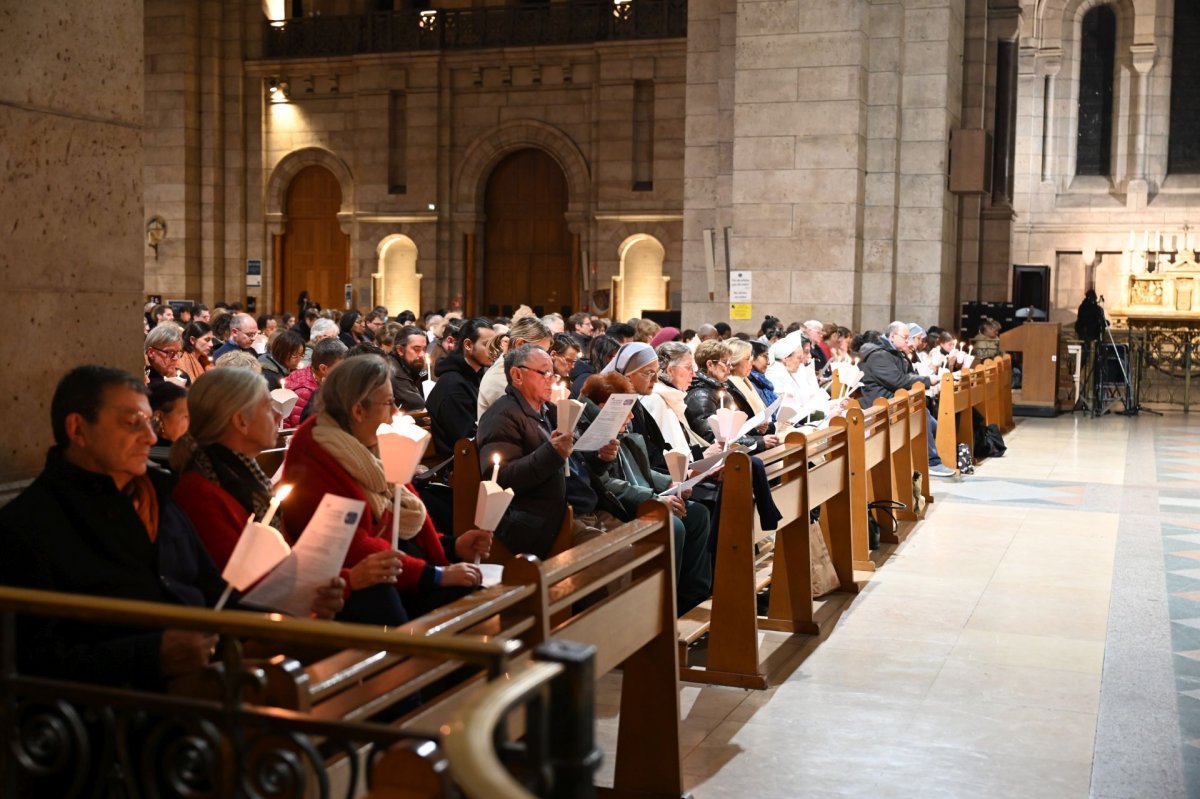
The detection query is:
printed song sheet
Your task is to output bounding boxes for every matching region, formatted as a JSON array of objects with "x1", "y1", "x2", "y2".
[{"x1": 572, "y1": 394, "x2": 639, "y2": 451}]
